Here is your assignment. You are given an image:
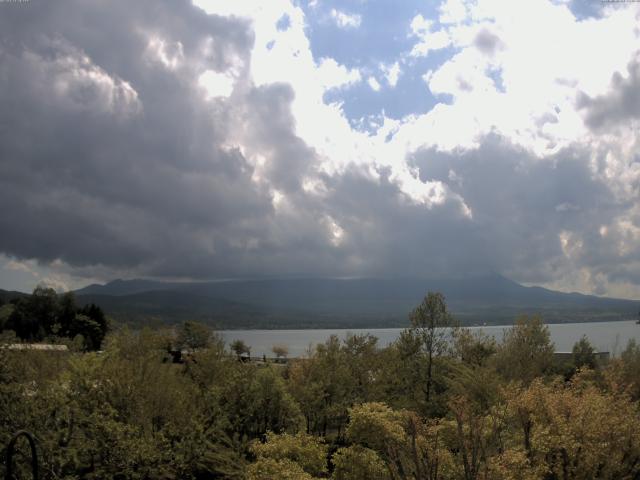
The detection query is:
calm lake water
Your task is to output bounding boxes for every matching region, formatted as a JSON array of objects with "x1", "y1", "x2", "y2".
[{"x1": 220, "y1": 320, "x2": 640, "y2": 358}]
